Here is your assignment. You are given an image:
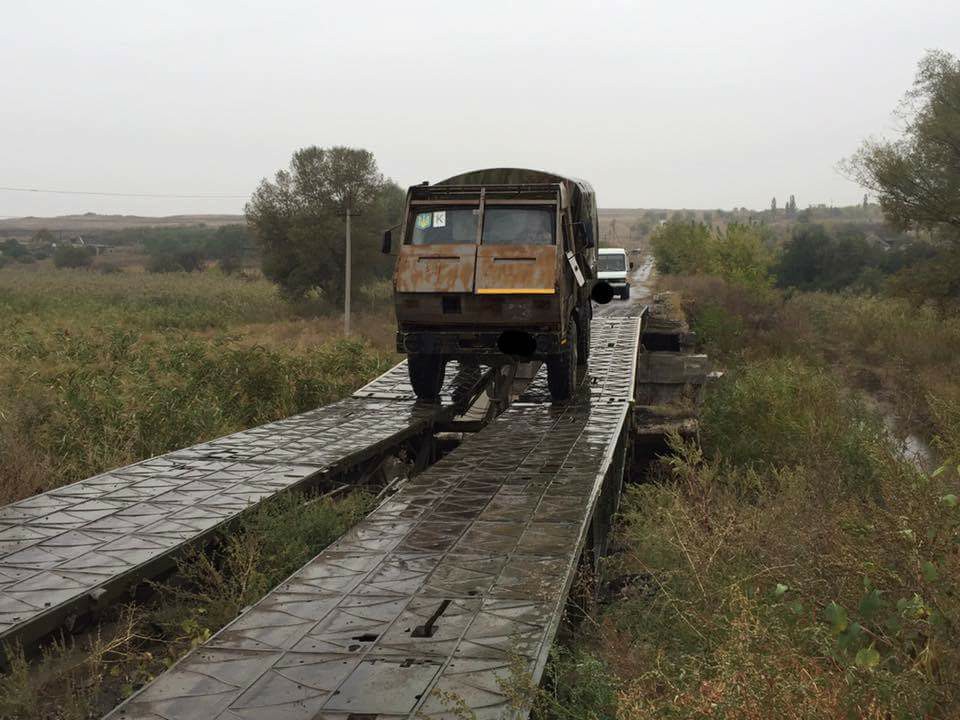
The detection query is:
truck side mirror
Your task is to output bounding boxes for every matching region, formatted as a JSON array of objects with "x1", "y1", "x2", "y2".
[{"x1": 381, "y1": 229, "x2": 392, "y2": 254}]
